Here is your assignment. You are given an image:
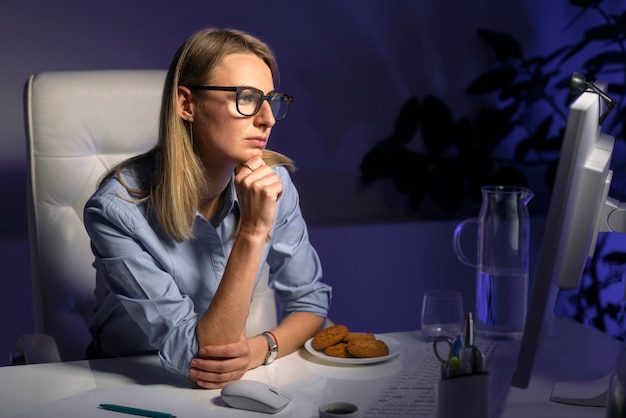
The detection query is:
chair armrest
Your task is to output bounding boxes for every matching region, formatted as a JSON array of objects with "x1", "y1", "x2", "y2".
[{"x1": 11, "y1": 333, "x2": 62, "y2": 365}]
